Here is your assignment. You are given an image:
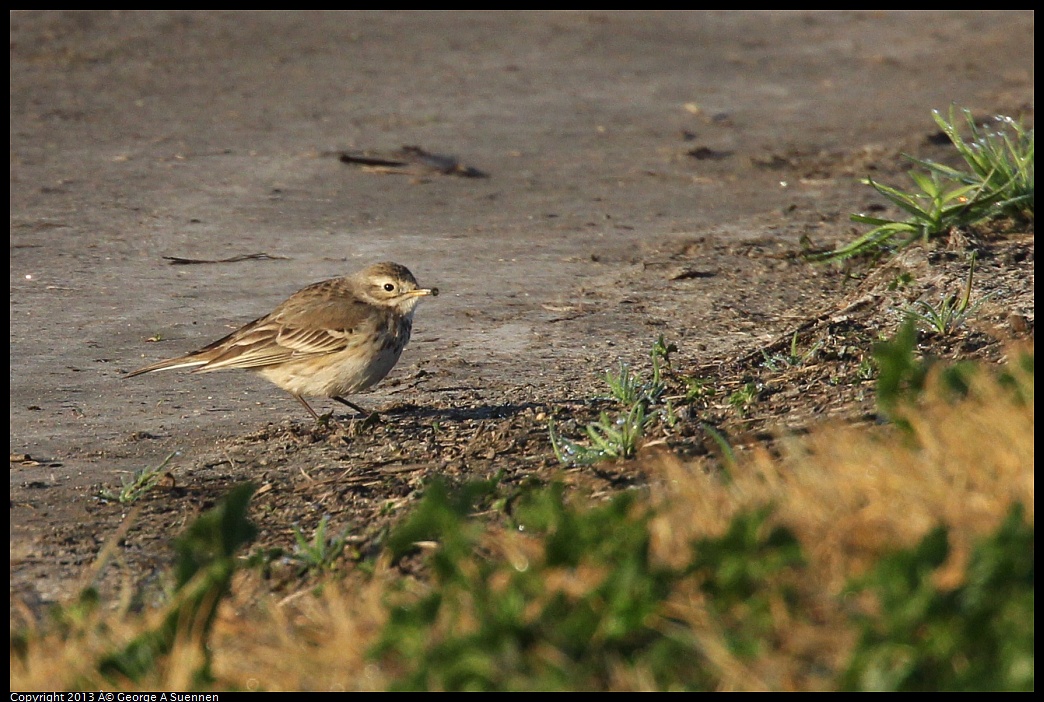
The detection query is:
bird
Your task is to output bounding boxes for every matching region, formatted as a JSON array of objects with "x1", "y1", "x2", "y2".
[{"x1": 125, "y1": 261, "x2": 438, "y2": 421}]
